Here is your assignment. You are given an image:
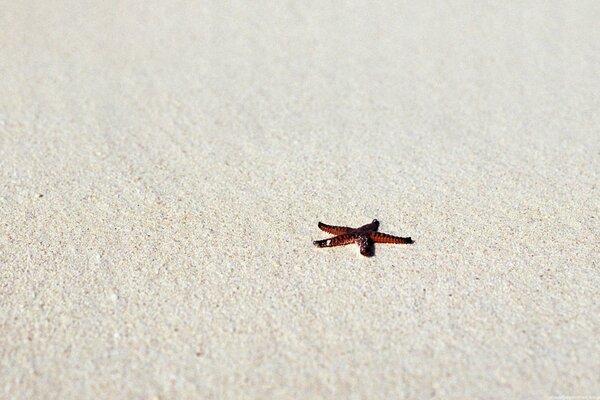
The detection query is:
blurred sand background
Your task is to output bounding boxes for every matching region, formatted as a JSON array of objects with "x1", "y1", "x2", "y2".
[{"x1": 1, "y1": 1, "x2": 599, "y2": 398}]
